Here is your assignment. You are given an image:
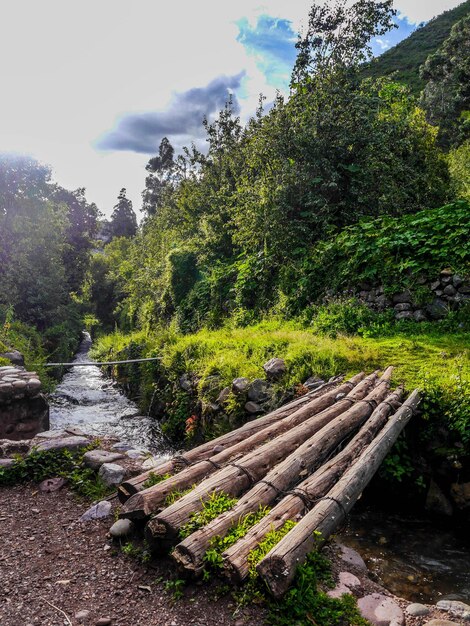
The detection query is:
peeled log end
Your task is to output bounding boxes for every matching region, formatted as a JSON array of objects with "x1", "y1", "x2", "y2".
[
  {"x1": 119, "y1": 494, "x2": 148, "y2": 520},
  {"x1": 172, "y1": 545, "x2": 195, "y2": 571},
  {"x1": 256, "y1": 554, "x2": 292, "y2": 598},
  {"x1": 118, "y1": 482, "x2": 139, "y2": 503}
]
